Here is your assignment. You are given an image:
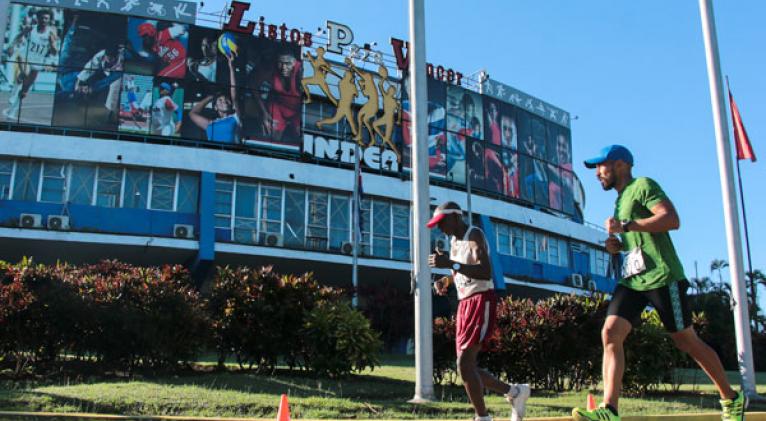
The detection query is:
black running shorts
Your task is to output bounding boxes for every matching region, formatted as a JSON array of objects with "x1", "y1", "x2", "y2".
[{"x1": 607, "y1": 279, "x2": 692, "y2": 333}]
